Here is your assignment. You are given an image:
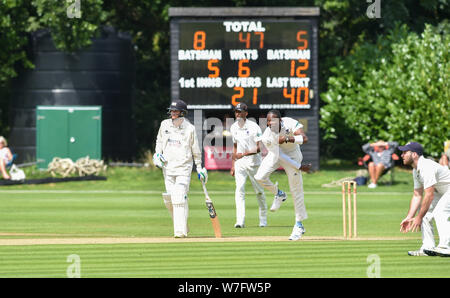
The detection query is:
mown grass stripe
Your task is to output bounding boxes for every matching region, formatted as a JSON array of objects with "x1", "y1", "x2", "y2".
[
  {"x1": 0, "y1": 240, "x2": 448, "y2": 278},
  {"x1": 0, "y1": 190, "x2": 410, "y2": 195},
  {"x1": 0, "y1": 168, "x2": 447, "y2": 278}
]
